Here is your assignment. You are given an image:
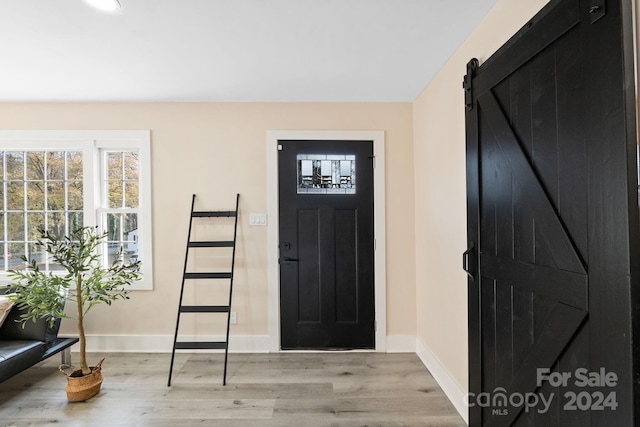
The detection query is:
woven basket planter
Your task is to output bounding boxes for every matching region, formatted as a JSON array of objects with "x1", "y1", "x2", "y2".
[{"x1": 59, "y1": 358, "x2": 104, "y2": 402}]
